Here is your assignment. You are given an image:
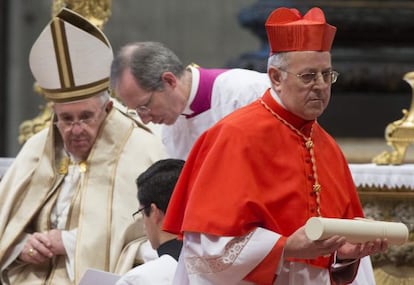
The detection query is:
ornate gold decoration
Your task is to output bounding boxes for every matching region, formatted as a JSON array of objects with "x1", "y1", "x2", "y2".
[
  {"x1": 58, "y1": 156, "x2": 71, "y2": 175},
  {"x1": 58, "y1": 156, "x2": 88, "y2": 174},
  {"x1": 18, "y1": 0, "x2": 112, "y2": 145},
  {"x1": 79, "y1": 161, "x2": 88, "y2": 173},
  {"x1": 358, "y1": 185, "x2": 414, "y2": 283},
  {"x1": 18, "y1": 83, "x2": 53, "y2": 144},
  {"x1": 52, "y1": 0, "x2": 112, "y2": 29},
  {"x1": 373, "y1": 71, "x2": 414, "y2": 165}
]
